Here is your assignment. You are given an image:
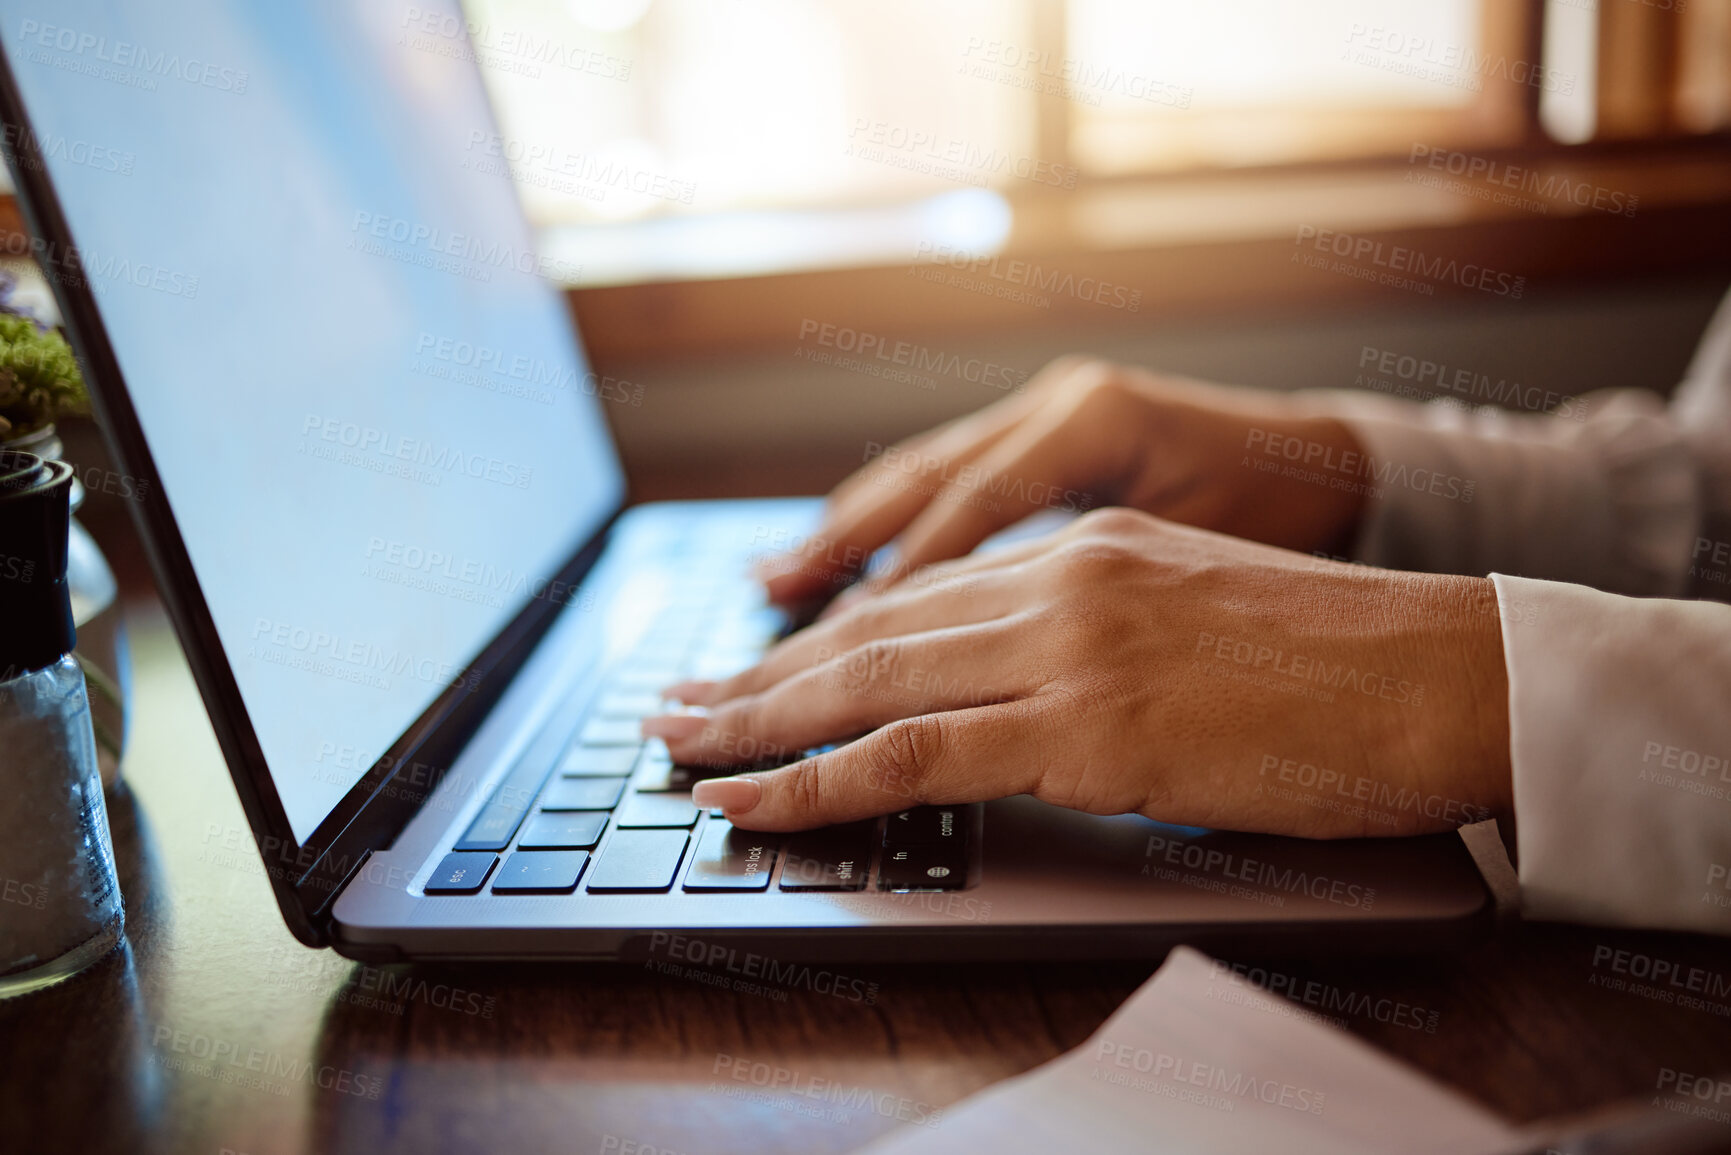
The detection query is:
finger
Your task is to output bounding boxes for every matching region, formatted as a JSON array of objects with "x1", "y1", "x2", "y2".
[
  {"x1": 692, "y1": 530, "x2": 1073, "y2": 706},
  {"x1": 690, "y1": 704, "x2": 1045, "y2": 831},
  {"x1": 878, "y1": 365, "x2": 1156, "y2": 586},
  {"x1": 760, "y1": 397, "x2": 1047, "y2": 605},
  {"x1": 824, "y1": 377, "x2": 1058, "y2": 514},
  {"x1": 651, "y1": 622, "x2": 1033, "y2": 766},
  {"x1": 669, "y1": 565, "x2": 1021, "y2": 705},
  {"x1": 872, "y1": 467, "x2": 1073, "y2": 592},
  {"x1": 846, "y1": 516, "x2": 1067, "y2": 603},
  {"x1": 800, "y1": 354, "x2": 1086, "y2": 537},
  {"x1": 755, "y1": 491, "x2": 931, "y2": 605}
]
